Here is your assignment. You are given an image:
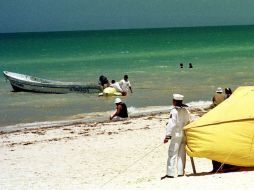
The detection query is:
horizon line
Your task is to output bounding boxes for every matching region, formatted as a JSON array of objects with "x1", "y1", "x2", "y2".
[{"x1": 1, "y1": 24, "x2": 254, "y2": 35}]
